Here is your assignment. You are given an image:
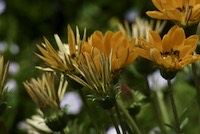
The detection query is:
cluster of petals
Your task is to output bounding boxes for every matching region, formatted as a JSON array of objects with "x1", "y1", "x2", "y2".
[
  {"x1": 81, "y1": 30, "x2": 138, "y2": 72},
  {"x1": 136, "y1": 25, "x2": 199, "y2": 71},
  {"x1": 147, "y1": 0, "x2": 200, "y2": 26}
]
